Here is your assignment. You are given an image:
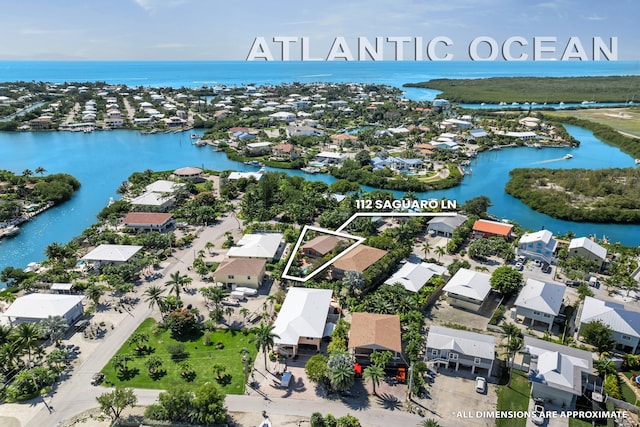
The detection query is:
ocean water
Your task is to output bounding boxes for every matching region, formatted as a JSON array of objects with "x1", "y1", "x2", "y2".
[{"x1": 1, "y1": 60, "x2": 640, "y2": 274}]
